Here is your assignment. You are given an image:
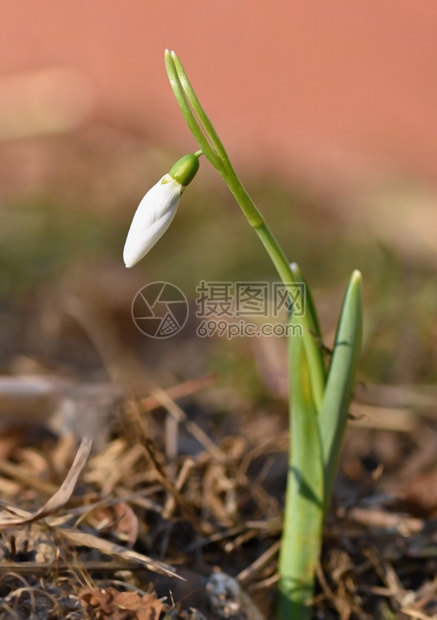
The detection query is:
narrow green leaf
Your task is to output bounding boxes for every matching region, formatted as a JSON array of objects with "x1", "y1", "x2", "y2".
[
  {"x1": 164, "y1": 51, "x2": 220, "y2": 167},
  {"x1": 289, "y1": 262, "x2": 322, "y2": 342},
  {"x1": 319, "y1": 270, "x2": 363, "y2": 512},
  {"x1": 287, "y1": 261, "x2": 326, "y2": 412},
  {"x1": 278, "y1": 332, "x2": 325, "y2": 620},
  {"x1": 170, "y1": 51, "x2": 228, "y2": 163}
]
